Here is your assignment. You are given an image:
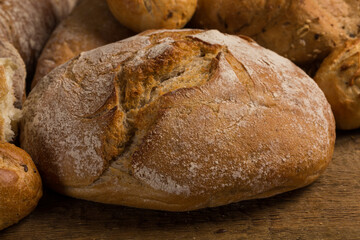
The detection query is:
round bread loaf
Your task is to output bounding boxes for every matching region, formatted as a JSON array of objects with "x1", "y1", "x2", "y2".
[
  {"x1": 0, "y1": 141, "x2": 42, "y2": 230},
  {"x1": 106, "y1": 0, "x2": 197, "y2": 32},
  {"x1": 191, "y1": 0, "x2": 360, "y2": 65},
  {"x1": 21, "y1": 29, "x2": 335, "y2": 211},
  {"x1": 315, "y1": 38, "x2": 360, "y2": 130}
]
